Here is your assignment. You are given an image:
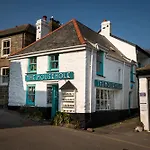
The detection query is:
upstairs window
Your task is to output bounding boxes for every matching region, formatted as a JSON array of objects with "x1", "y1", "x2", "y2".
[
  {"x1": 1, "y1": 39, "x2": 11, "y2": 56},
  {"x1": 1, "y1": 67, "x2": 9, "y2": 84},
  {"x1": 49, "y1": 54, "x2": 59, "y2": 71},
  {"x1": 96, "y1": 51, "x2": 104, "y2": 76},
  {"x1": 130, "y1": 65, "x2": 135, "y2": 82},
  {"x1": 28, "y1": 57, "x2": 37, "y2": 73}
]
